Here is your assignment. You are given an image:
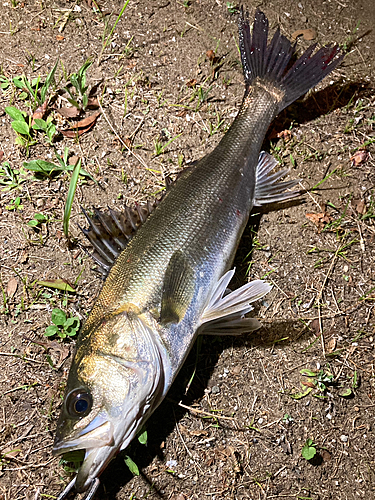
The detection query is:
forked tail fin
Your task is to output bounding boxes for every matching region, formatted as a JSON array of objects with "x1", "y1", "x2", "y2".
[{"x1": 239, "y1": 9, "x2": 343, "y2": 112}]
